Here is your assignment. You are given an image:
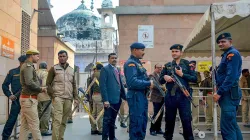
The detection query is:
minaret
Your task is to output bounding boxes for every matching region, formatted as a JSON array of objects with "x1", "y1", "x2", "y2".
[{"x1": 90, "y1": 0, "x2": 94, "y2": 11}]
